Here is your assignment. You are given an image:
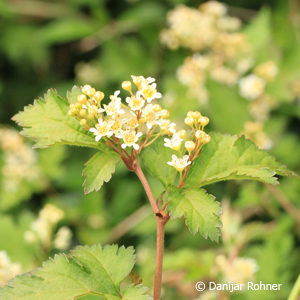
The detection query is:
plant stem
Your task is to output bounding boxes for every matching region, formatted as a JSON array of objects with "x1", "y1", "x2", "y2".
[
  {"x1": 134, "y1": 159, "x2": 169, "y2": 300},
  {"x1": 154, "y1": 217, "x2": 166, "y2": 300},
  {"x1": 134, "y1": 160, "x2": 160, "y2": 215}
]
